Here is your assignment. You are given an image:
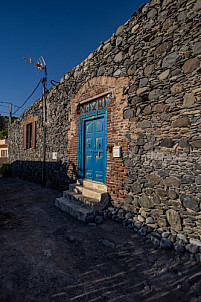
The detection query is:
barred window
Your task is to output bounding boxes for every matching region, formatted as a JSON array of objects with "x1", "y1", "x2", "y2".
[
  {"x1": 79, "y1": 94, "x2": 111, "y2": 114},
  {"x1": 1, "y1": 150, "x2": 7, "y2": 157}
]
